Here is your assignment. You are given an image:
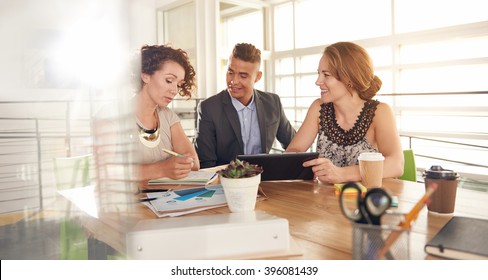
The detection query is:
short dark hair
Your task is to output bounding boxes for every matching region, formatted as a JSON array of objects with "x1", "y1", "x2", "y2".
[
  {"x1": 140, "y1": 44, "x2": 196, "y2": 98},
  {"x1": 231, "y1": 43, "x2": 261, "y2": 64}
]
